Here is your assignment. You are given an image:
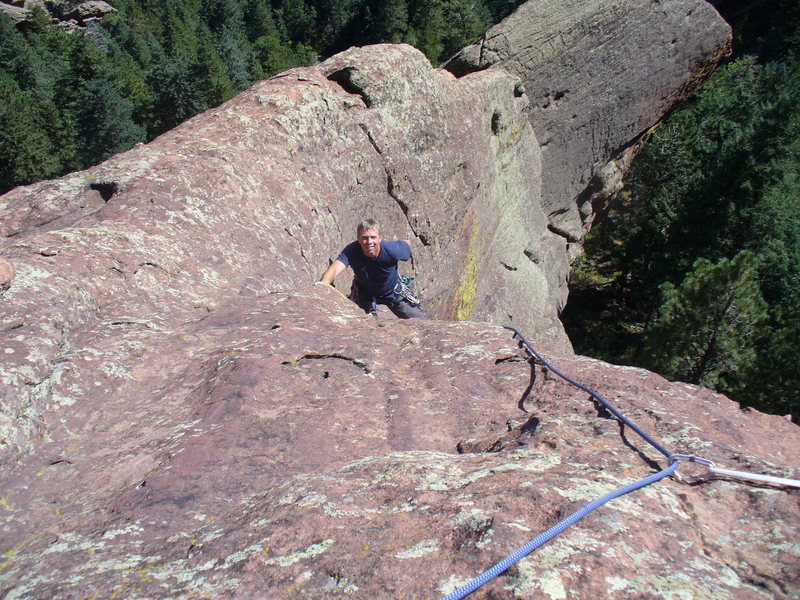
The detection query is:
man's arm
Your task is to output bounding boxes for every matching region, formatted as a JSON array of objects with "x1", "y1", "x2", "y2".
[{"x1": 318, "y1": 259, "x2": 346, "y2": 285}]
